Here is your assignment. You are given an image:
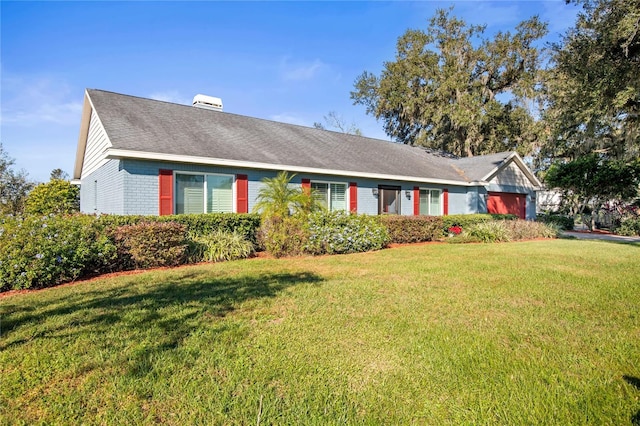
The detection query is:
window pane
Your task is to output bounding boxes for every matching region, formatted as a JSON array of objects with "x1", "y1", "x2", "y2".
[
  {"x1": 419, "y1": 190, "x2": 429, "y2": 215},
  {"x1": 176, "y1": 174, "x2": 204, "y2": 214},
  {"x1": 330, "y1": 183, "x2": 346, "y2": 211},
  {"x1": 207, "y1": 175, "x2": 233, "y2": 213},
  {"x1": 311, "y1": 182, "x2": 329, "y2": 209},
  {"x1": 430, "y1": 190, "x2": 441, "y2": 215}
]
